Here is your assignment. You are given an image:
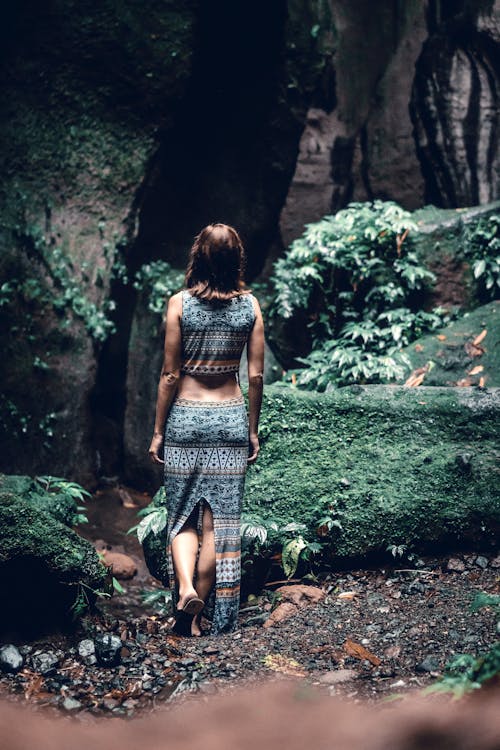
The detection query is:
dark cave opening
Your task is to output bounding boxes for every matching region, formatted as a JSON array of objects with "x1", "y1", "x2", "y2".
[
  {"x1": 90, "y1": 0, "x2": 317, "y2": 481},
  {"x1": 134, "y1": 0, "x2": 293, "y2": 278}
]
